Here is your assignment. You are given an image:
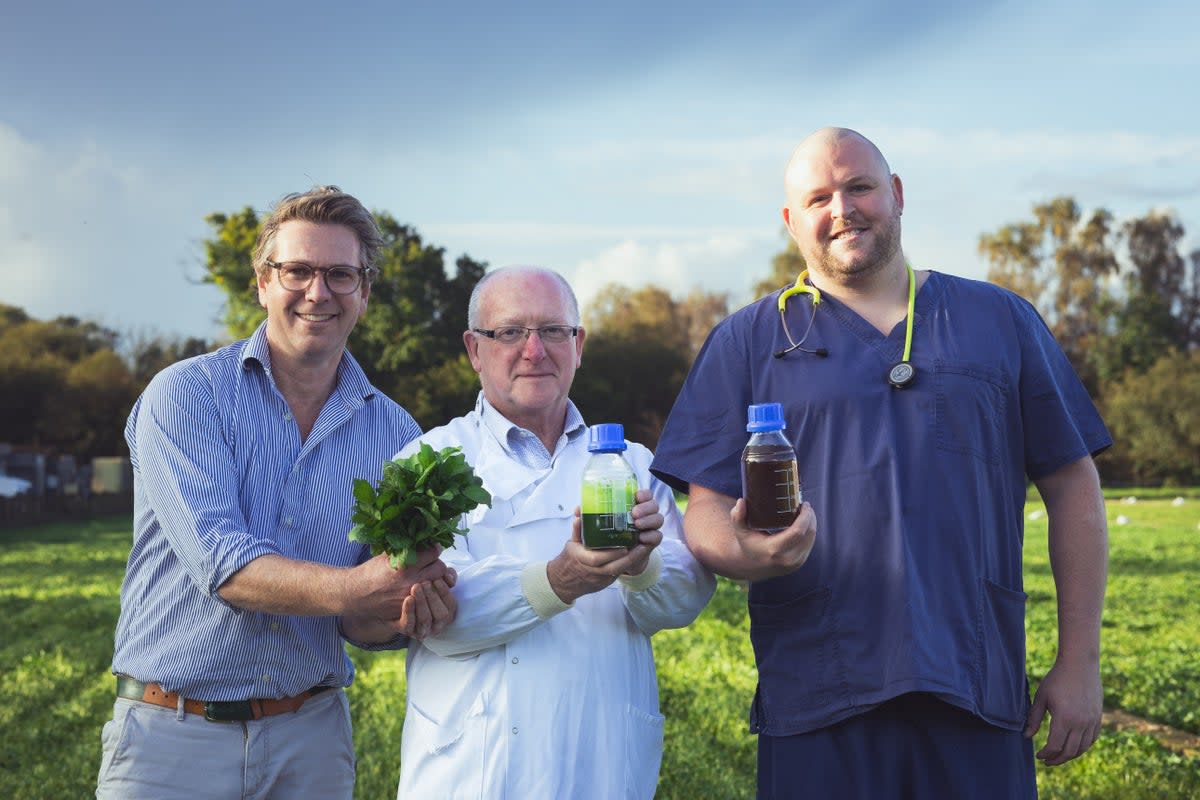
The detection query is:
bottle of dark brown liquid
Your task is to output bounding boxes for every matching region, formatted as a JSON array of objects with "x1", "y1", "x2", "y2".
[{"x1": 740, "y1": 402, "x2": 801, "y2": 532}]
